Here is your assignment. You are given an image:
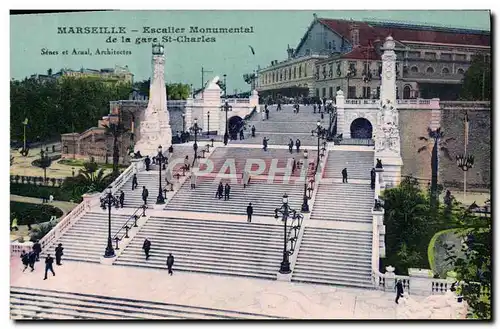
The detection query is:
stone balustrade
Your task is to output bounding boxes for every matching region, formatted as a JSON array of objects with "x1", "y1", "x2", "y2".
[
  {"x1": 342, "y1": 98, "x2": 440, "y2": 109},
  {"x1": 100, "y1": 163, "x2": 137, "y2": 199}
]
